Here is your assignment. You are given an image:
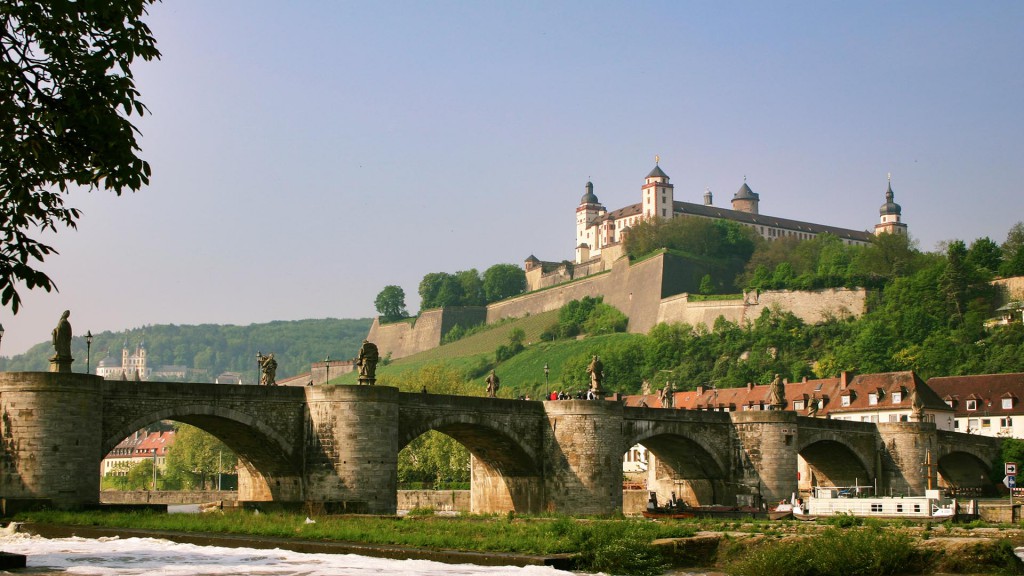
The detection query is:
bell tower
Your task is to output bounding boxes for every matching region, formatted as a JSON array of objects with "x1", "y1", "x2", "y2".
[
  {"x1": 875, "y1": 175, "x2": 907, "y2": 236},
  {"x1": 641, "y1": 156, "x2": 674, "y2": 220}
]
